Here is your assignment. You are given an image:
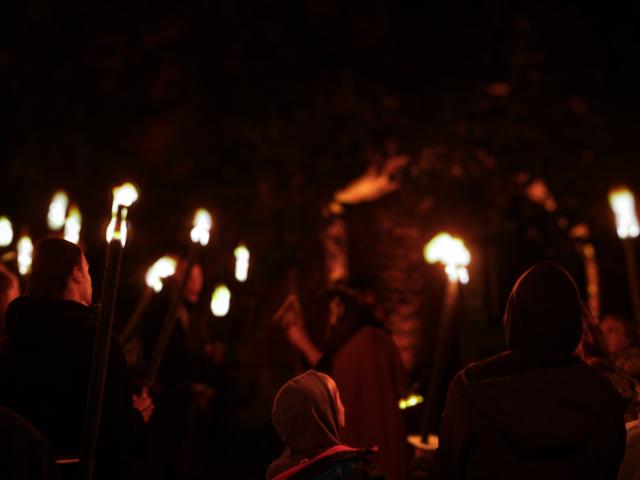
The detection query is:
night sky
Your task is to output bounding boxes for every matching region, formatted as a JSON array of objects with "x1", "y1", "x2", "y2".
[{"x1": 2, "y1": 1, "x2": 640, "y2": 346}]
